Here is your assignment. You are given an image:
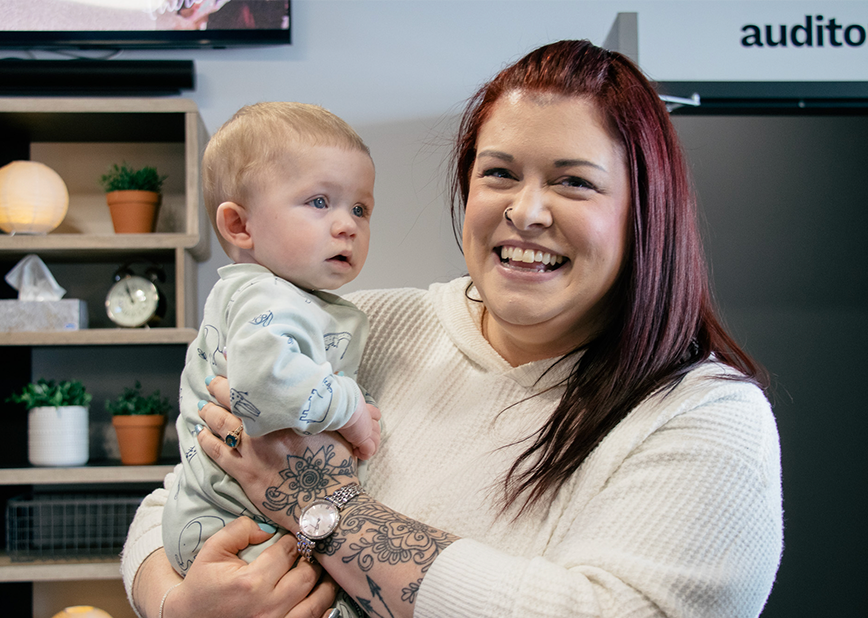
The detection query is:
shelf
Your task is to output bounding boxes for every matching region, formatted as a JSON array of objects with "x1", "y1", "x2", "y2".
[
  {"x1": 0, "y1": 95, "x2": 211, "y2": 262},
  {"x1": 0, "y1": 328, "x2": 197, "y2": 346},
  {"x1": 0, "y1": 553, "x2": 122, "y2": 582},
  {"x1": 0, "y1": 464, "x2": 175, "y2": 583},
  {"x1": 0, "y1": 232, "x2": 203, "y2": 255},
  {"x1": 0, "y1": 97, "x2": 199, "y2": 114},
  {"x1": 0, "y1": 463, "x2": 177, "y2": 485}
]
